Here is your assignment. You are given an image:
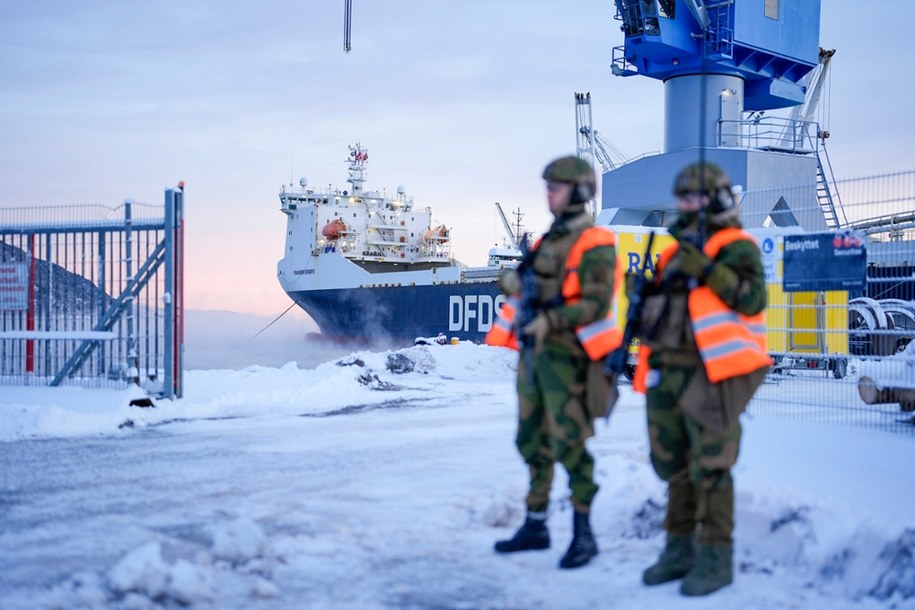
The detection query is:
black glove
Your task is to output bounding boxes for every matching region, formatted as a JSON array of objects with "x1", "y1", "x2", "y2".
[{"x1": 678, "y1": 241, "x2": 714, "y2": 279}]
